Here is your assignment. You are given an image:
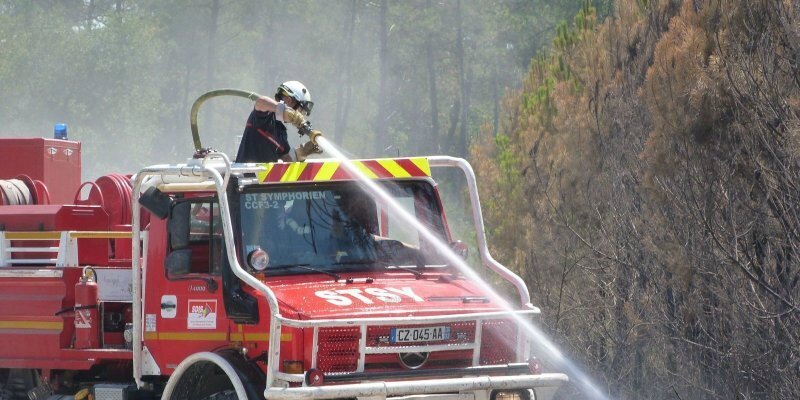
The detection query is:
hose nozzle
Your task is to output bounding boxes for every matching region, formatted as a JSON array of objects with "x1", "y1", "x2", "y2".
[
  {"x1": 308, "y1": 129, "x2": 322, "y2": 145},
  {"x1": 297, "y1": 122, "x2": 323, "y2": 145},
  {"x1": 297, "y1": 121, "x2": 313, "y2": 137}
]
